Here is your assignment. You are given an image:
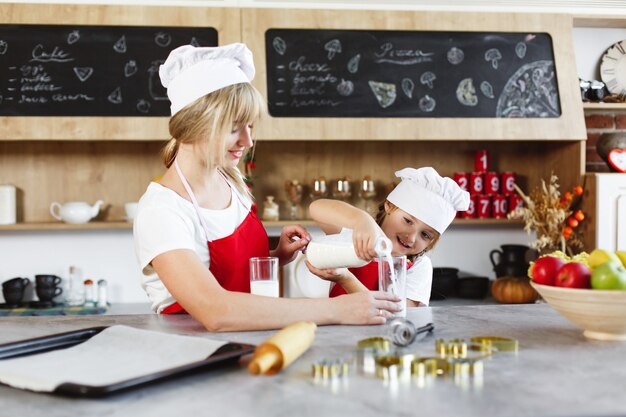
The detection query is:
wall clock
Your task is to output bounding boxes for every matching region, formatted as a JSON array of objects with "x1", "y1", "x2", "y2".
[{"x1": 600, "y1": 40, "x2": 626, "y2": 97}]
